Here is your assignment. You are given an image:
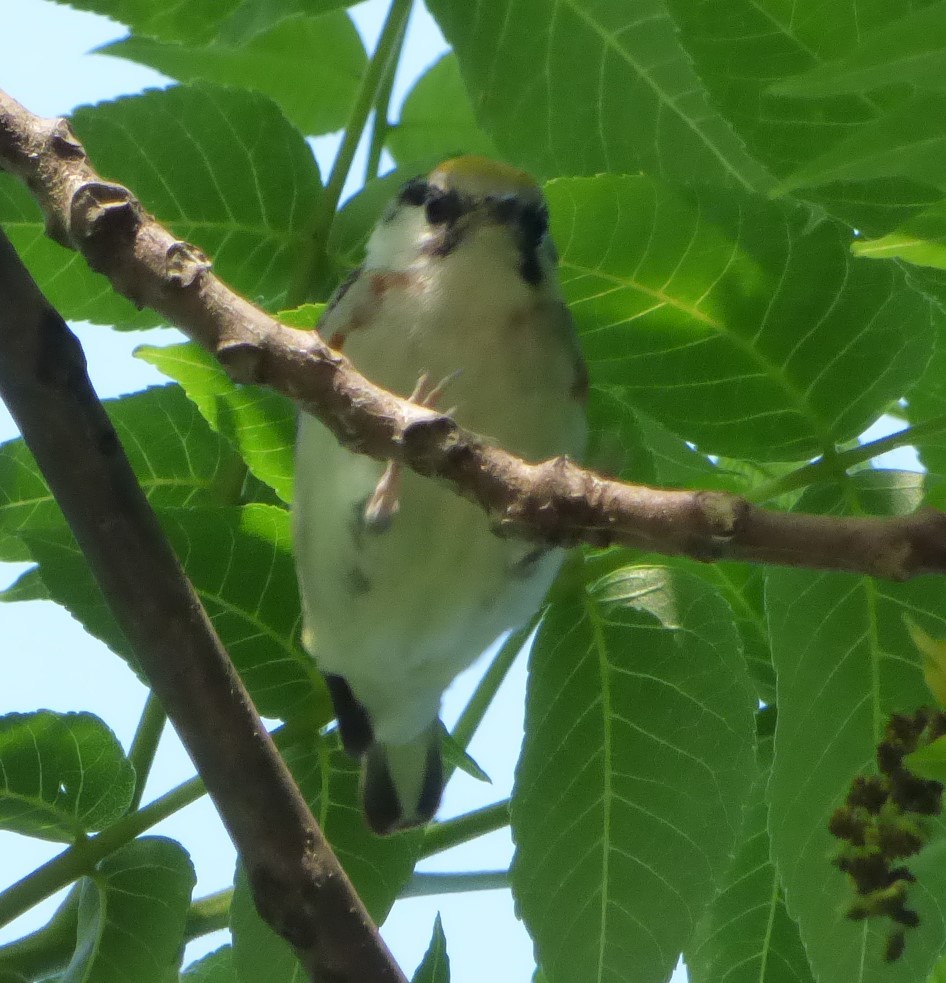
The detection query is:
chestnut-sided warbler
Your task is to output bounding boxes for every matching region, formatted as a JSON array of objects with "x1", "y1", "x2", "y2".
[{"x1": 293, "y1": 156, "x2": 588, "y2": 834}]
